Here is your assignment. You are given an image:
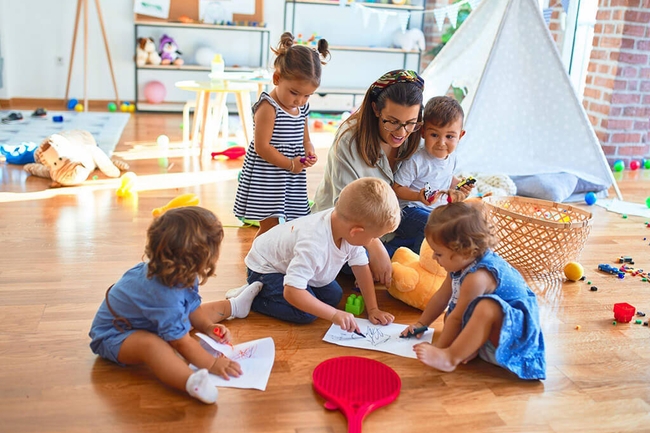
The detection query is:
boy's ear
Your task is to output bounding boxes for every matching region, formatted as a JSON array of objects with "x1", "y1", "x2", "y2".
[
  {"x1": 459, "y1": 129, "x2": 466, "y2": 139},
  {"x1": 349, "y1": 226, "x2": 365, "y2": 238}
]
